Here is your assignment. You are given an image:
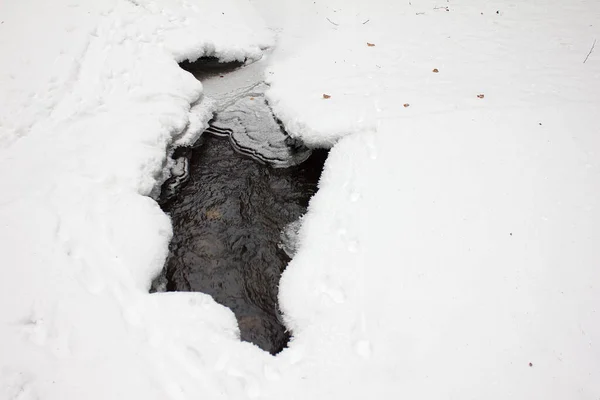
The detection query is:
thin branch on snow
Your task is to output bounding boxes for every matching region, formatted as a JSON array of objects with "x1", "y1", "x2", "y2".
[
  {"x1": 326, "y1": 17, "x2": 339, "y2": 26},
  {"x1": 362, "y1": 19, "x2": 370, "y2": 25},
  {"x1": 583, "y1": 39, "x2": 596, "y2": 64}
]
